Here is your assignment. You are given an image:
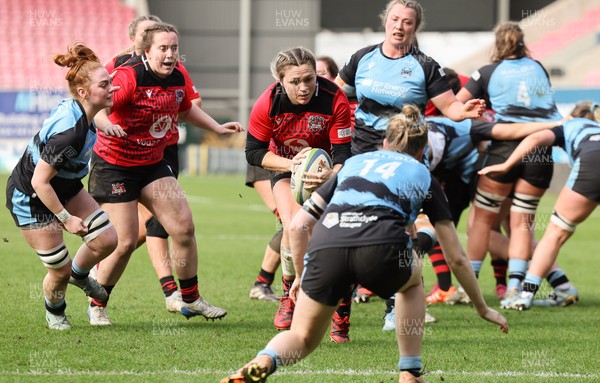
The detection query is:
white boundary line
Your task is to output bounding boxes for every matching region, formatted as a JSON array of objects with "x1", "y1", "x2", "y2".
[{"x1": 2, "y1": 368, "x2": 598, "y2": 379}]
